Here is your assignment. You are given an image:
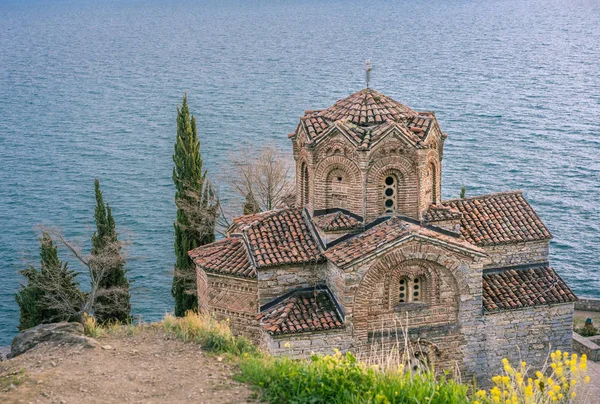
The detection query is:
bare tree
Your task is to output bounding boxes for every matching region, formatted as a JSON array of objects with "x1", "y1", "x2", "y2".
[
  {"x1": 229, "y1": 145, "x2": 294, "y2": 213},
  {"x1": 39, "y1": 227, "x2": 130, "y2": 321}
]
